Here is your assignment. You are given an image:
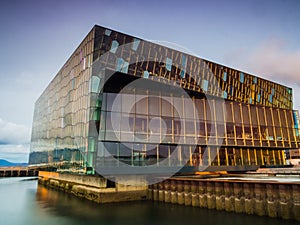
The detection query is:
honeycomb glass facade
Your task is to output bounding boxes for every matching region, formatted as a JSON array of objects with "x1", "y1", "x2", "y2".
[{"x1": 29, "y1": 25, "x2": 300, "y2": 174}]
